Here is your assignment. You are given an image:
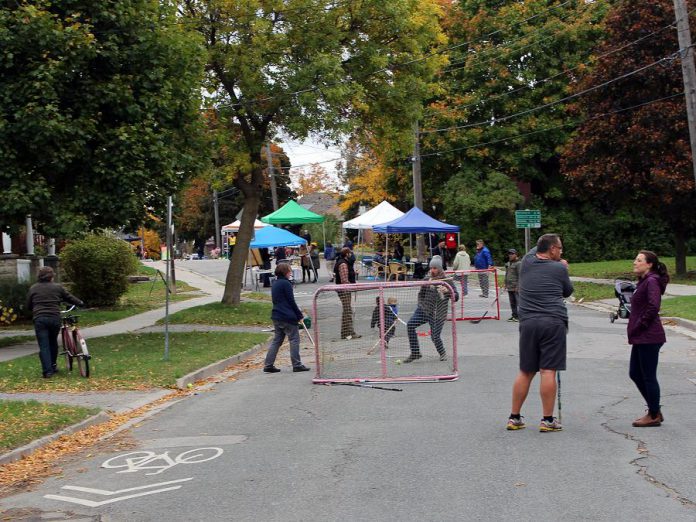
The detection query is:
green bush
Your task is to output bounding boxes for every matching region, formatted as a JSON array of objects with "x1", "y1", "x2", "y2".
[
  {"x1": 0, "y1": 280, "x2": 32, "y2": 320},
  {"x1": 60, "y1": 235, "x2": 138, "y2": 307}
]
